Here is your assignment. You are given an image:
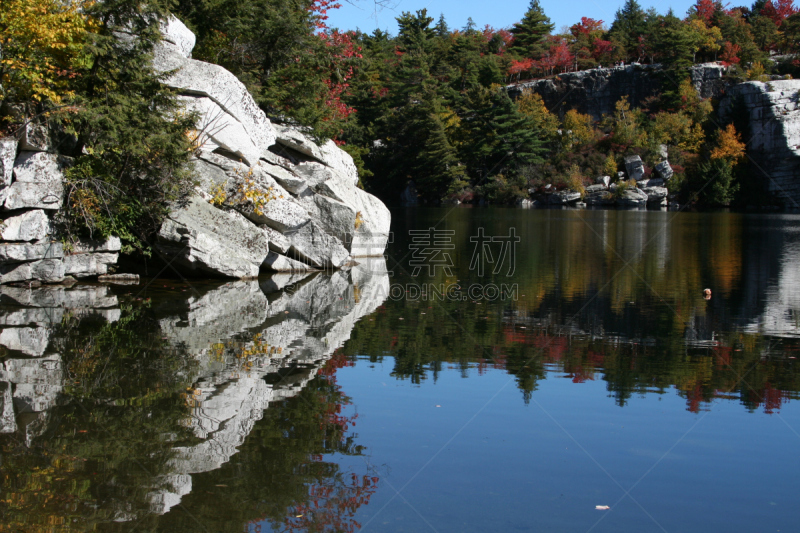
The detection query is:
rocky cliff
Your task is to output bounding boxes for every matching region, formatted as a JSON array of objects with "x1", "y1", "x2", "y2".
[
  {"x1": 507, "y1": 63, "x2": 729, "y2": 120},
  {"x1": 0, "y1": 16, "x2": 391, "y2": 284},
  {"x1": 719, "y1": 80, "x2": 800, "y2": 207}
]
